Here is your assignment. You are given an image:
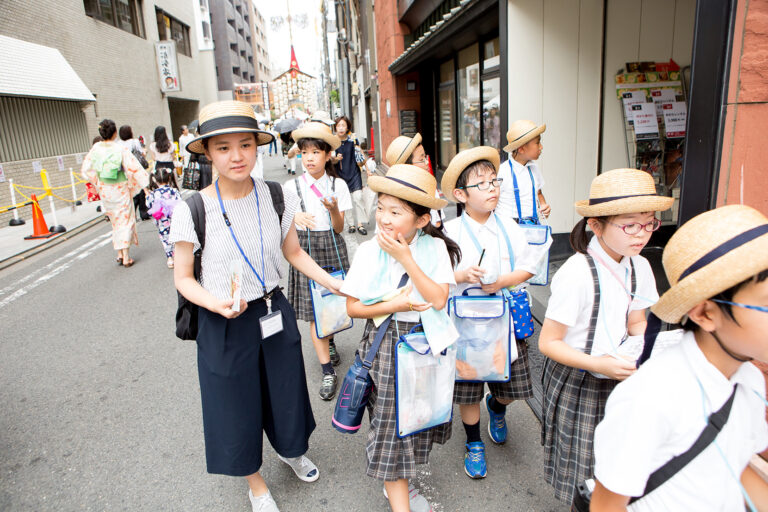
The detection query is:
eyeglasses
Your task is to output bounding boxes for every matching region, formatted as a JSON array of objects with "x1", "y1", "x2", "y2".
[
  {"x1": 411, "y1": 158, "x2": 428, "y2": 165},
  {"x1": 711, "y1": 299, "x2": 768, "y2": 314},
  {"x1": 608, "y1": 218, "x2": 662, "y2": 235},
  {"x1": 458, "y1": 178, "x2": 503, "y2": 191}
]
